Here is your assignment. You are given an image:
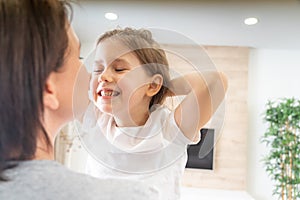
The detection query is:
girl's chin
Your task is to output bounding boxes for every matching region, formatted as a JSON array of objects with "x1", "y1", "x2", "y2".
[
  {"x1": 95, "y1": 104, "x2": 112, "y2": 114},
  {"x1": 101, "y1": 107, "x2": 113, "y2": 115}
]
